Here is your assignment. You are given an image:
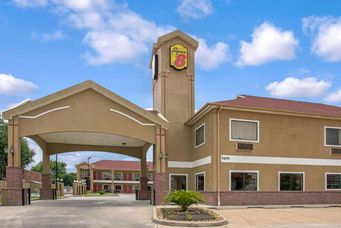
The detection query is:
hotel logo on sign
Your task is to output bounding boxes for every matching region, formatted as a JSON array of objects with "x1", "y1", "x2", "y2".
[{"x1": 170, "y1": 44, "x2": 188, "y2": 70}]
